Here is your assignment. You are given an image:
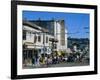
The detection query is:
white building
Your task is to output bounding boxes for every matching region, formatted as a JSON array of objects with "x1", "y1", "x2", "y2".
[
  {"x1": 23, "y1": 19, "x2": 68, "y2": 65},
  {"x1": 54, "y1": 20, "x2": 67, "y2": 52},
  {"x1": 23, "y1": 21, "x2": 54, "y2": 64}
]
